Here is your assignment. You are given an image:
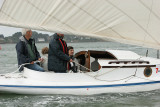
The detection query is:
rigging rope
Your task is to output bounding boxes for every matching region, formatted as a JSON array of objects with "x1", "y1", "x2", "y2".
[
  {"x1": 142, "y1": 0, "x2": 154, "y2": 47},
  {"x1": 0, "y1": 61, "x2": 40, "y2": 78}
]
